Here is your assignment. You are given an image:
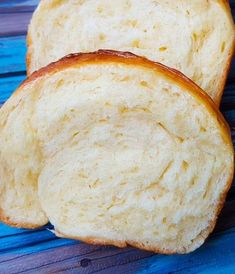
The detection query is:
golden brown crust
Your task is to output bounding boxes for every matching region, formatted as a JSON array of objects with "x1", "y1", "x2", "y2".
[
  {"x1": 3, "y1": 50, "x2": 234, "y2": 249},
  {"x1": 26, "y1": 33, "x2": 32, "y2": 76},
  {"x1": 219, "y1": 0, "x2": 233, "y2": 13},
  {"x1": 55, "y1": 230, "x2": 178, "y2": 254},
  {"x1": 0, "y1": 208, "x2": 45, "y2": 229},
  {"x1": 55, "y1": 231, "x2": 128, "y2": 249}
]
